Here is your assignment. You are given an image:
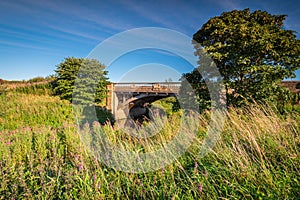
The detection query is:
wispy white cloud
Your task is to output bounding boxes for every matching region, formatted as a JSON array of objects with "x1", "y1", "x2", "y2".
[
  {"x1": 18, "y1": 0, "x2": 135, "y2": 32},
  {"x1": 45, "y1": 25, "x2": 105, "y2": 42},
  {"x1": 119, "y1": 0, "x2": 197, "y2": 34},
  {"x1": 0, "y1": 23, "x2": 99, "y2": 51},
  {"x1": 0, "y1": 26, "x2": 91, "y2": 47},
  {"x1": 0, "y1": 40, "x2": 65, "y2": 55},
  {"x1": 118, "y1": 0, "x2": 219, "y2": 36},
  {"x1": 120, "y1": 1, "x2": 176, "y2": 27},
  {"x1": 211, "y1": 0, "x2": 243, "y2": 11},
  {"x1": 0, "y1": 0, "x2": 134, "y2": 43}
]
